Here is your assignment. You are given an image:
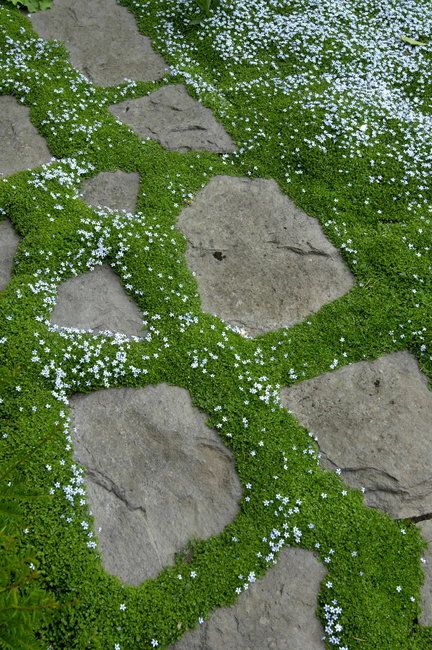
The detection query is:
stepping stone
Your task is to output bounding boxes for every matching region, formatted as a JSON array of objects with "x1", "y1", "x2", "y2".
[
  {"x1": 0, "y1": 220, "x2": 19, "y2": 291},
  {"x1": 70, "y1": 384, "x2": 241, "y2": 584},
  {"x1": 0, "y1": 96, "x2": 51, "y2": 176},
  {"x1": 81, "y1": 171, "x2": 140, "y2": 213},
  {"x1": 29, "y1": 0, "x2": 167, "y2": 86},
  {"x1": 173, "y1": 547, "x2": 325, "y2": 650},
  {"x1": 109, "y1": 85, "x2": 236, "y2": 153},
  {"x1": 50, "y1": 264, "x2": 144, "y2": 337},
  {"x1": 418, "y1": 520, "x2": 432, "y2": 626},
  {"x1": 178, "y1": 176, "x2": 354, "y2": 336},
  {"x1": 281, "y1": 352, "x2": 432, "y2": 519}
]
